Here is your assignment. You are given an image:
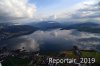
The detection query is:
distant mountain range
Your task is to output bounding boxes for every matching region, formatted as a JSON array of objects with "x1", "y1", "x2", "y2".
[
  {"x1": 62, "y1": 22, "x2": 100, "y2": 33},
  {"x1": 29, "y1": 21, "x2": 100, "y2": 33},
  {"x1": 29, "y1": 21, "x2": 62, "y2": 30},
  {"x1": 0, "y1": 24, "x2": 38, "y2": 41},
  {"x1": 0, "y1": 21, "x2": 100, "y2": 41}
]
